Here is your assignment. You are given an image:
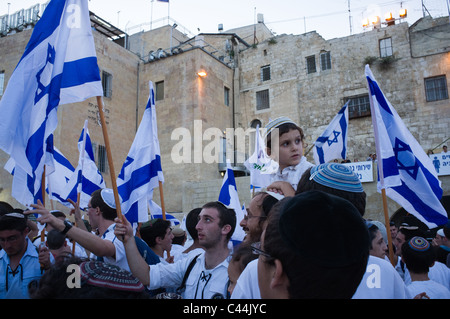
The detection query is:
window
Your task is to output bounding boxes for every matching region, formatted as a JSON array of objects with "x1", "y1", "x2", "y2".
[
  {"x1": 155, "y1": 81, "x2": 164, "y2": 101},
  {"x1": 320, "y1": 51, "x2": 331, "y2": 71},
  {"x1": 379, "y1": 38, "x2": 393, "y2": 58},
  {"x1": 256, "y1": 89, "x2": 270, "y2": 111},
  {"x1": 224, "y1": 86, "x2": 230, "y2": 106},
  {"x1": 102, "y1": 71, "x2": 112, "y2": 98},
  {"x1": 97, "y1": 144, "x2": 108, "y2": 173},
  {"x1": 306, "y1": 55, "x2": 316, "y2": 74},
  {"x1": 250, "y1": 119, "x2": 262, "y2": 128},
  {"x1": 425, "y1": 76, "x2": 448, "y2": 102},
  {"x1": 347, "y1": 94, "x2": 371, "y2": 119},
  {"x1": 0, "y1": 71, "x2": 4, "y2": 96},
  {"x1": 261, "y1": 65, "x2": 271, "y2": 81}
]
